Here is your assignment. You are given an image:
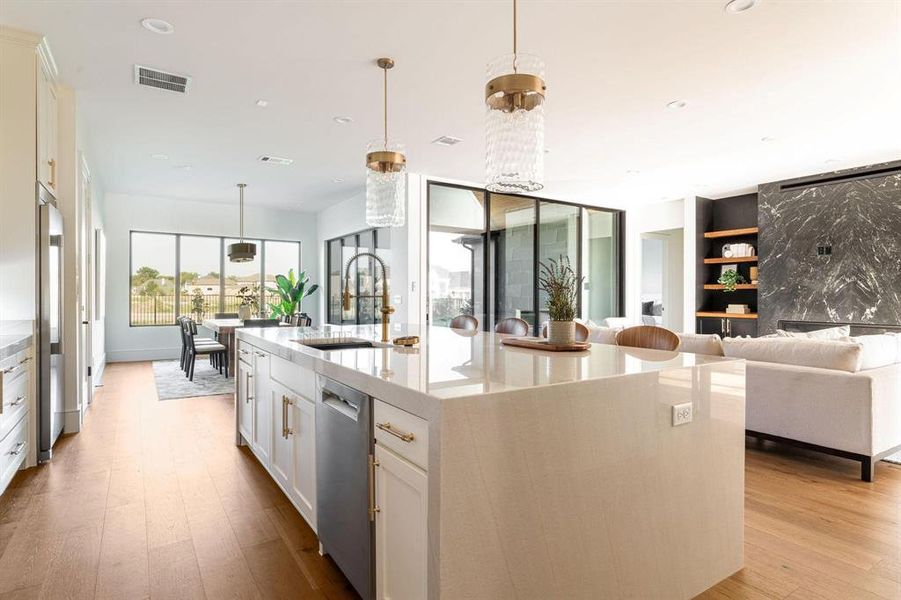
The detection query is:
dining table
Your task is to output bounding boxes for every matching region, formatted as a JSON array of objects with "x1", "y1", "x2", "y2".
[{"x1": 201, "y1": 318, "x2": 289, "y2": 375}]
